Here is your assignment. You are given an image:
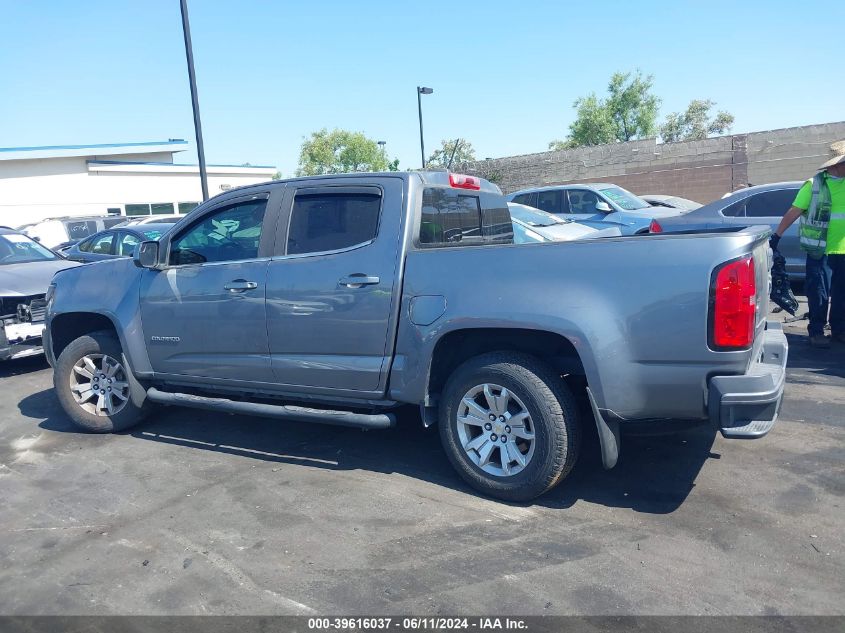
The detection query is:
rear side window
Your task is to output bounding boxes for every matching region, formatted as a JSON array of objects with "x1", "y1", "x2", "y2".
[
  {"x1": 65, "y1": 220, "x2": 98, "y2": 240},
  {"x1": 536, "y1": 190, "x2": 563, "y2": 214},
  {"x1": 420, "y1": 188, "x2": 513, "y2": 246},
  {"x1": 744, "y1": 189, "x2": 798, "y2": 218},
  {"x1": 512, "y1": 193, "x2": 535, "y2": 206},
  {"x1": 287, "y1": 192, "x2": 381, "y2": 255}
]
